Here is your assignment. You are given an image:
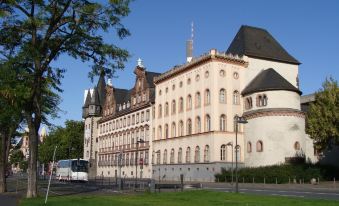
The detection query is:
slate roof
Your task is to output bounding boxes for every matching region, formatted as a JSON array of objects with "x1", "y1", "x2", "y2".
[
  {"x1": 226, "y1": 25, "x2": 300, "y2": 65},
  {"x1": 114, "y1": 88, "x2": 131, "y2": 105},
  {"x1": 241, "y1": 68, "x2": 302, "y2": 96},
  {"x1": 83, "y1": 90, "x2": 91, "y2": 107},
  {"x1": 90, "y1": 87, "x2": 101, "y2": 106},
  {"x1": 146, "y1": 71, "x2": 161, "y2": 87},
  {"x1": 97, "y1": 72, "x2": 106, "y2": 108}
]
